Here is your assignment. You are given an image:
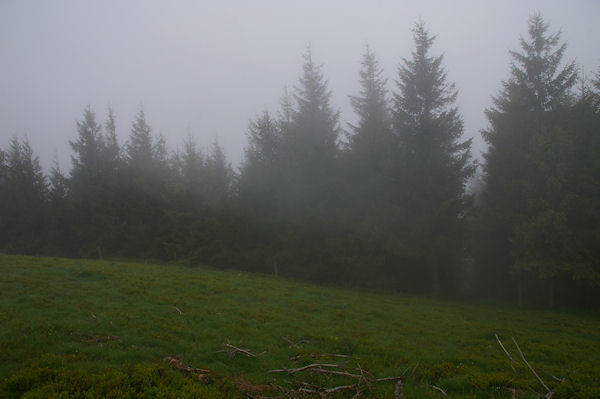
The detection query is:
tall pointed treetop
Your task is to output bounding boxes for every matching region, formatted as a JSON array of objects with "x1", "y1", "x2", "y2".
[
  {"x1": 349, "y1": 45, "x2": 389, "y2": 135},
  {"x1": 290, "y1": 46, "x2": 340, "y2": 154},
  {"x1": 495, "y1": 12, "x2": 576, "y2": 116},
  {"x1": 70, "y1": 105, "x2": 104, "y2": 175},
  {"x1": 394, "y1": 21, "x2": 457, "y2": 130},
  {"x1": 126, "y1": 107, "x2": 154, "y2": 166}
]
